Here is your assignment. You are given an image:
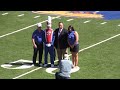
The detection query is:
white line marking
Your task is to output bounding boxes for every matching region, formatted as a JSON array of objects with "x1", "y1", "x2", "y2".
[
  {"x1": 34, "y1": 16, "x2": 40, "y2": 18},
  {"x1": 94, "y1": 11, "x2": 100, "y2": 13},
  {"x1": 78, "y1": 33, "x2": 120, "y2": 53},
  {"x1": 70, "y1": 66, "x2": 80, "y2": 73},
  {"x1": 46, "y1": 68, "x2": 58, "y2": 74},
  {"x1": 13, "y1": 60, "x2": 59, "y2": 79},
  {"x1": 118, "y1": 24, "x2": 120, "y2": 26},
  {"x1": 0, "y1": 16, "x2": 60, "y2": 39},
  {"x1": 58, "y1": 18, "x2": 61, "y2": 19},
  {"x1": 13, "y1": 67, "x2": 42, "y2": 79},
  {"x1": 1, "y1": 59, "x2": 34, "y2": 69},
  {"x1": 32, "y1": 11, "x2": 38, "y2": 13},
  {"x1": 46, "y1": 66, "x2": 80, "y2": 74},
  {"x1": 18, "y1": 14, "x2": 24, "y2": 17},
  {"x1": 13, "y1": 33, "x2": 120, "y2": 79},
  {"x1": 101, "y1": 22, "x2": 107, "y2": 24},
  {"x1": 67, "y1": 19, "x2": 73, "y2": 21},
  {"x1": 83, "y1": 20, "x2": 91, "y2": 23},
  {"x1": 2, "y1": 13, "x2": 8, "y2": 15}
]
